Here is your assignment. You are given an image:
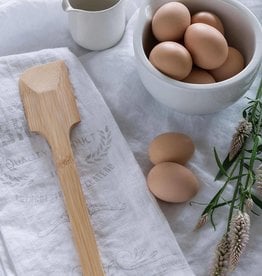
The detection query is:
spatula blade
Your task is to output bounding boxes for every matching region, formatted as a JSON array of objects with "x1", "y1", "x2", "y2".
[{"x1": 19, "y1": 60, "x2": 80, "y2": 138}]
